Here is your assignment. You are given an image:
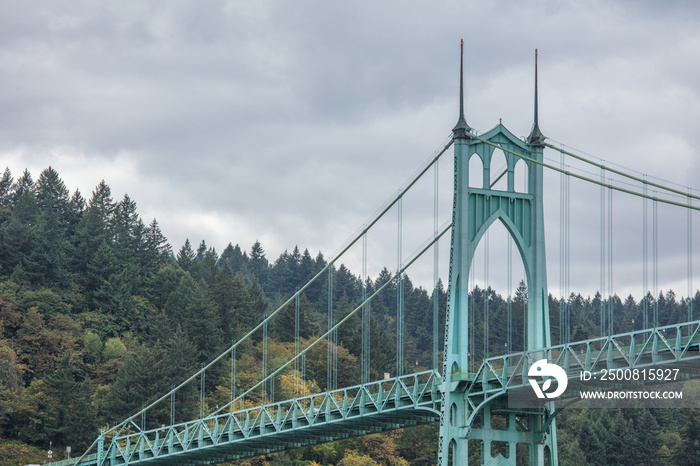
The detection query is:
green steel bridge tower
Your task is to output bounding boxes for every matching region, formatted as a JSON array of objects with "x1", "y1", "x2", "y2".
[{"x1": 439, "y1": 43, "x2": 557, "y2": 465}]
